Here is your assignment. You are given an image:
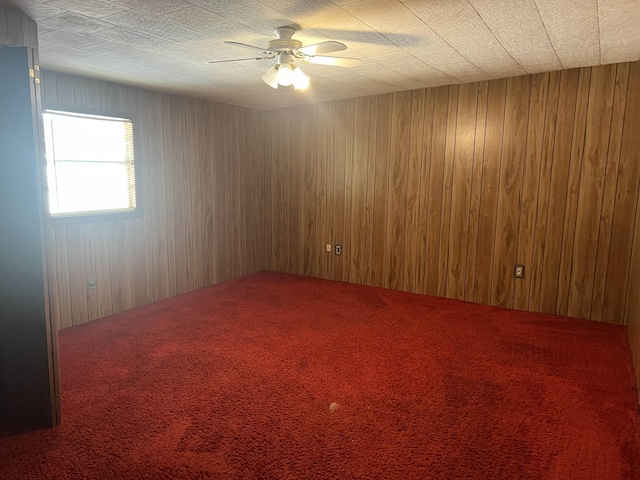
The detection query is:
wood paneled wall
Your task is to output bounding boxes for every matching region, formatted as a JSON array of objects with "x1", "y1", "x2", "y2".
[
  {"x1": 0, "y1": 4, "x2": 39, "y2": 49},
  {"x1": 39, "y1": 63, "x2": 640, "y2": 401},
  {"x1": 268, "y1": 62, "x2": 640, "y2": 327},
  {"x1": 40, "y1": 71, "x2": 271, "y2": 330}
]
